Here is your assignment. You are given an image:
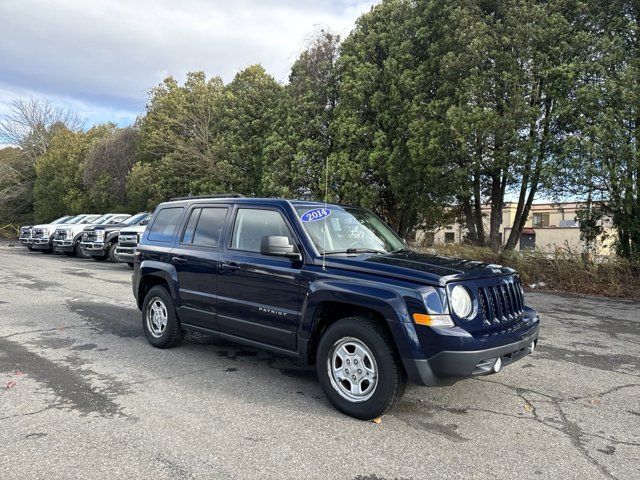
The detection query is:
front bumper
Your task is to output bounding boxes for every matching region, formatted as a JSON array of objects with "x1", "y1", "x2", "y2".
[
  {"x1": 52, "y1": 239, "x2": 75, "y2": 252},
  {"x1": 115, "y1": 245, "x2": 136, "y2": 262},
  {"x1": 81, "y1": 241, "x2": 107, "y2": 255},
  {"x1": 19, "y1": 237, "x2": 31, "y2": 245},
  {"x1": 403, "y1": 327, "x2": 539, "y2": 386},
  {"x1": 30, "y1": 237, "x2": 53, "y2": 249}
]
